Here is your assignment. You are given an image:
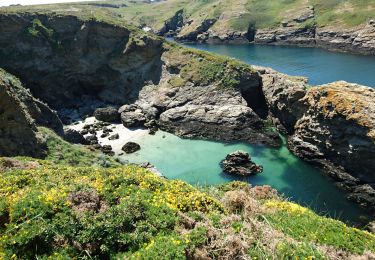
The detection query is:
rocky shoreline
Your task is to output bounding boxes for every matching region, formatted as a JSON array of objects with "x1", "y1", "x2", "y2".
[
  {"x1": 0, "y1": 11, "x2": 374, "y2": 212},
  {"x1": 155, "y1": 8, "x2": 375, "y2": 56}
]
